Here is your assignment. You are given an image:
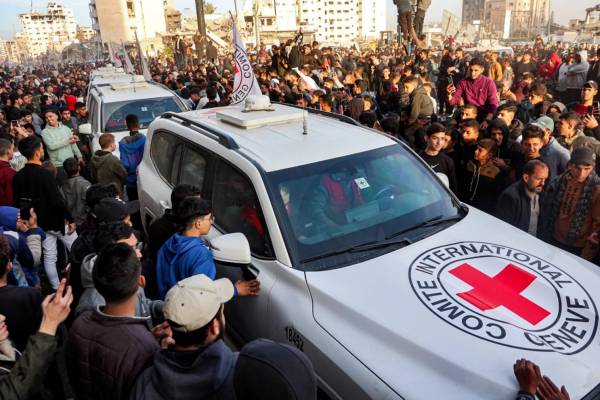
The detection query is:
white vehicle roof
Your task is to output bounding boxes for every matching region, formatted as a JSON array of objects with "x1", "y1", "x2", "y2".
[
  {"x1": 89, "y1": 73, "x2": 146, "y2": 87},
  {"x1": 89, "y1": 66, "x2": 126, "y2": 81},
  {"x1": 175, "y1": 104, "x2": 395, "y2": 172},
  {"x1": 91, "y1": 80, "x2": 179, "y2": 104}
]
